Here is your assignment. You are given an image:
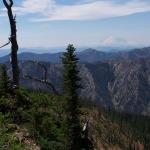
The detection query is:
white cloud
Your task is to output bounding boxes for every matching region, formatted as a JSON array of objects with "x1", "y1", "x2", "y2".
[
  {"x1": 1, "y1": 0, "x2": 150, "y2": 21},
  {"x1": 100, "y1": 36, "x2": 132, "y2": 47}
]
